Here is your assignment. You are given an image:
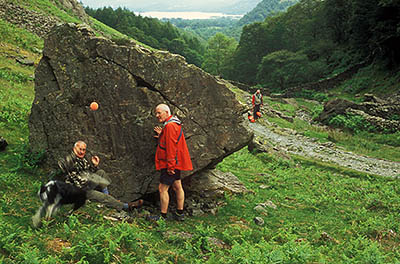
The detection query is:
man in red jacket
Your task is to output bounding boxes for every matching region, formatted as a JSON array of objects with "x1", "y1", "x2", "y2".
[
  {"x1": 151, "y1": 104, "x2": 193, "y2": 221},
  {"x1": 252, "y1": 89, "x2": 263, "y2": 120}
]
